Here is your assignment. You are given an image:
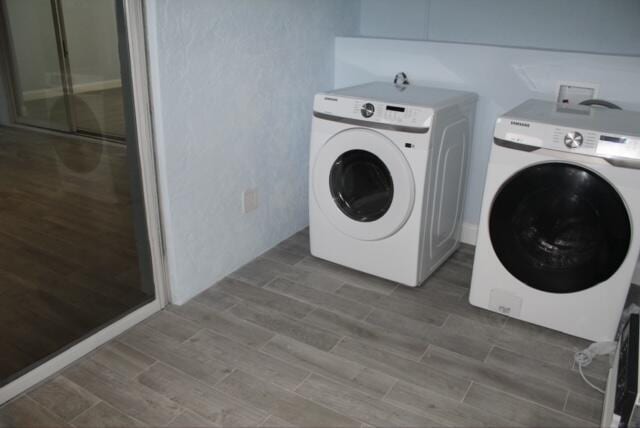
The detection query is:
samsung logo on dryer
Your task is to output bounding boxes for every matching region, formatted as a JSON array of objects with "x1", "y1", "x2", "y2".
[
  {"x1": 510, "y1": 121, "x2": 531, "y2": 128},
  {"x1": 324, "y1": 97, "x2": 339, "y2": 102}
]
